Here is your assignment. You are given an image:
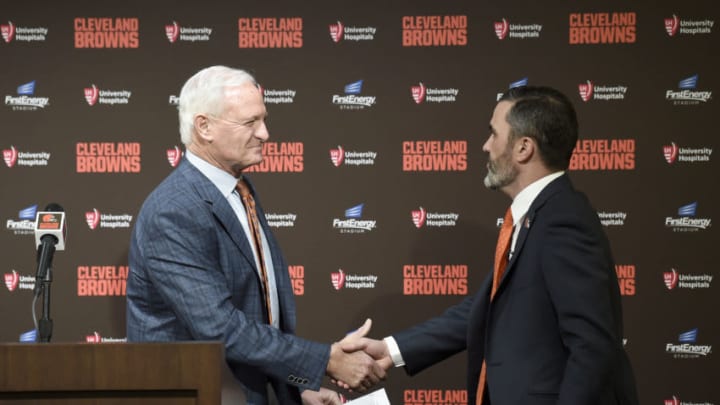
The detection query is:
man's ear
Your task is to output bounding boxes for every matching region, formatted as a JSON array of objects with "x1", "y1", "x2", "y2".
[
  {"x1": 515, "y1": 136, "x2": 535, "y2": 164},
  {"x1": 194, "y1": 114, "x2": 212, "y2": 142}
]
